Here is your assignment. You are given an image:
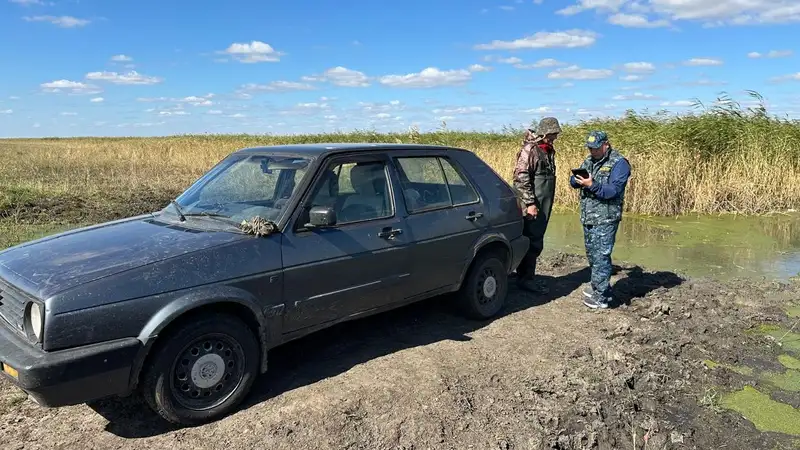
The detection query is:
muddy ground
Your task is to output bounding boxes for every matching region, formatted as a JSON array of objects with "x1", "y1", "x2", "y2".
[{"x1": 1, "y1": 252, "x2": 799, "y2": 450}]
